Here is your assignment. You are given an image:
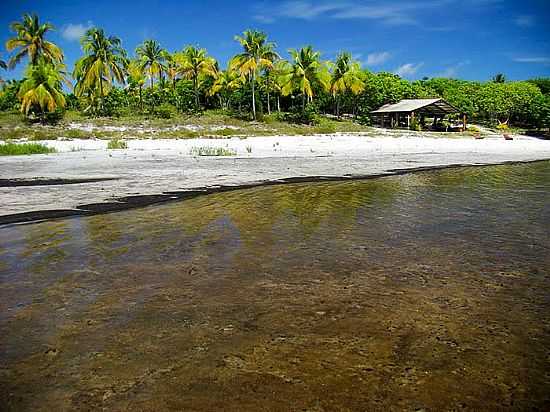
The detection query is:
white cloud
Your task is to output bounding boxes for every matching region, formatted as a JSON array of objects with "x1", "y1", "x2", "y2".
[
  {"x1": 274, "y1": 1, "x2": 344, "y2": 20},
  {"x1": 366, "y1": 51, "x2": 391, "y2": 66},
  {"x1": 253, "y1": 0, "x2": 454, "y2": 25},
  {"x1": 513, "y1": 57, "x2": 550, "y2": 64},
  {"x1": 435, "y1": 60, "x2": 470, "y2": 78},
  {"x1": 513, "y1": 15, "x2": 535, "y2": 27},
  {"x1": 438, "y1": 67, "x2": 458, "y2": 78},
  {"x1": 61, "y1": 22, "x2": 92, "y2": 42},
  {"x1": 394, "y1": 62, "x2": 424, "y2": 77}
]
